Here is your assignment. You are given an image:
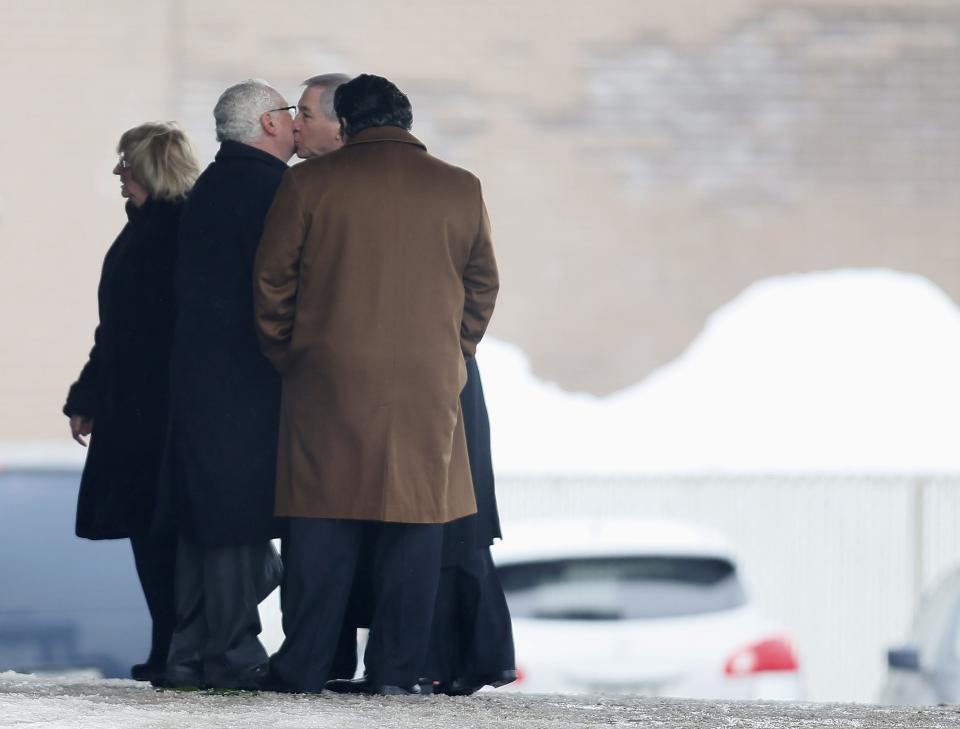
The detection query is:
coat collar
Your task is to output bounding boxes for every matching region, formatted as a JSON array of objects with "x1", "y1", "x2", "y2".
[
  {"x1": 215, "y1": 140, "x2": 289, "y2": 171},
  {"x1": 126, "y1": 197, "x2": 149, "y2": 221},
  {"x1": 345, "y1": 126, "x2": 426, "y2": 151},
  {"x1": 125, "y1": 195, "x2": 180, "y2": 222}
]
